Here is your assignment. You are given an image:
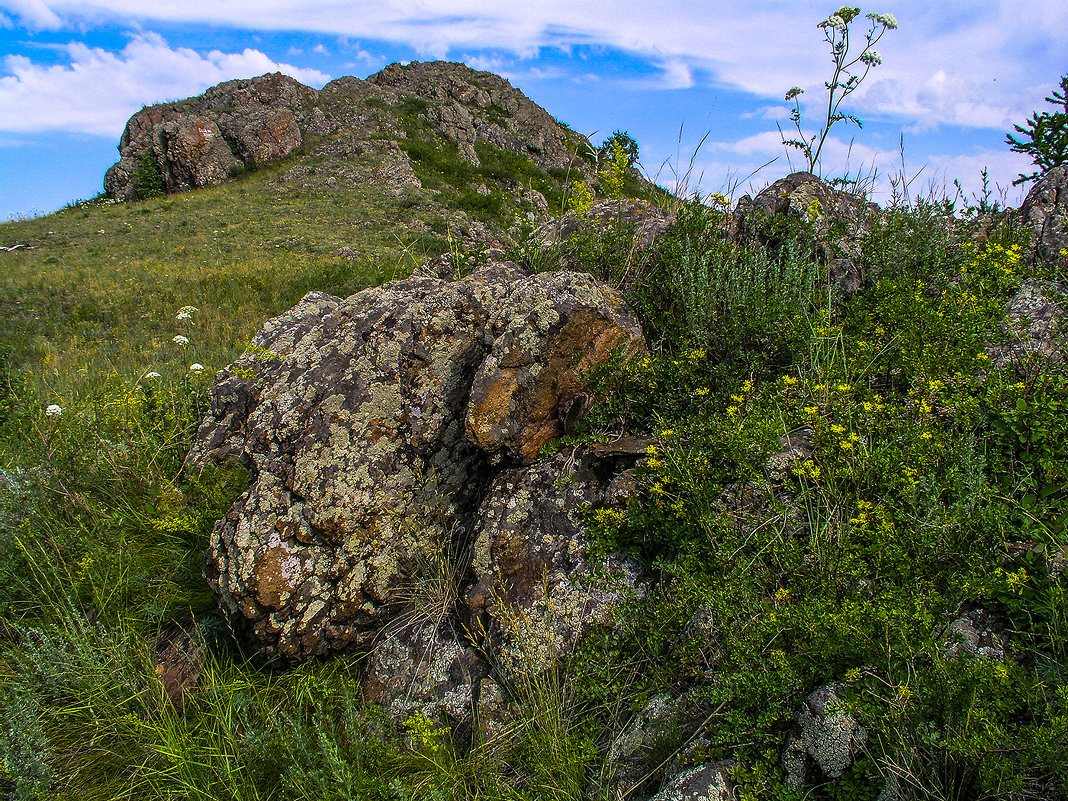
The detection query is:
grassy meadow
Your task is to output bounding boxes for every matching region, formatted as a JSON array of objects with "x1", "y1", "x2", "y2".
[{"x1": 2, "y1": 125, "x2": 1068, "y2": 801}]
